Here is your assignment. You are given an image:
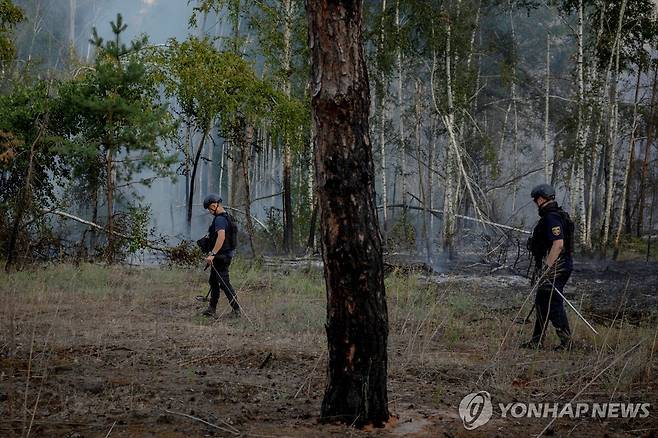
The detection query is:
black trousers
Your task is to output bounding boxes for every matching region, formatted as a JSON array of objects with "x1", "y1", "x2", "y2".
[
  {"x1": 531, "y1": 269, "x2": 572, "y2": 344},
  {"x1": 208, "y1": 255, "x2": 239, "y2": 311}
]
